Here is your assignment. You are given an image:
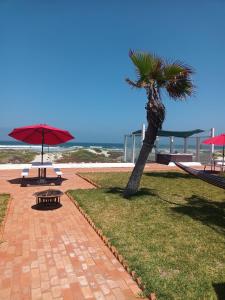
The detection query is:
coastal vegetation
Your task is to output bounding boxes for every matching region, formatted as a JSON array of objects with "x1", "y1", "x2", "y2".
[
  {"x1": 56, "y1": 149, "x2": 123, "y2": 163},
  {"x1": 0, "y1": 194, "x2": 10, "y2": 228},
  {"x1": 124, "y1": 51, "x2": 194, "y2": 197},
  {"x1": 0, "y1": 150, "x2": 37, "y2": 164},
  {"x1": 69, "y1": 171, "x2": 225, "y2": 299},
  {"x1": 0, "y1": 148, "x2": 123, "y2": 164}
]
